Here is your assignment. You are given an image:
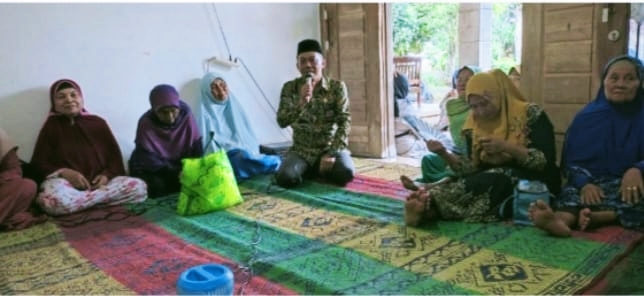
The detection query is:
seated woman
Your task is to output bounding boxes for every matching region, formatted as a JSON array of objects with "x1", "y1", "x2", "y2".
[
  {"x1": 1, "y1": 128, "x2": 47, "y2": 231},
  {"x1": 393, "y1": 71, "x2": 420, "y2": 118},
  {"x1": 434, "y1": 68, "x2": 461, "y2": 131},
  {"x1": 403, "y1": 69, "x2": 561, "y2": 227},
  {"x1": 529, "y1": 55, "x2": 644, "y2": 237},
  {"x1": 393, "y1": 71, "x2": 431, "y2": 159},
  {"x1": 393, "y1": 70, "x2": 409, "y2": 118},
  {"x1": 508, "y1": 65, "x2": 521, "y2": 88},
  {"x1": 401, "y1": 65, "x2": 481, "y2": 190},
  {"x1": 129, "y1": 84, "x2": 203, "y2": 198},
  {"x1": 30, "y1": 79, "x2": 147, "y2": 216},
  {"x1": 199, "y1": 72, "x2": 281, "y2": 181}
]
